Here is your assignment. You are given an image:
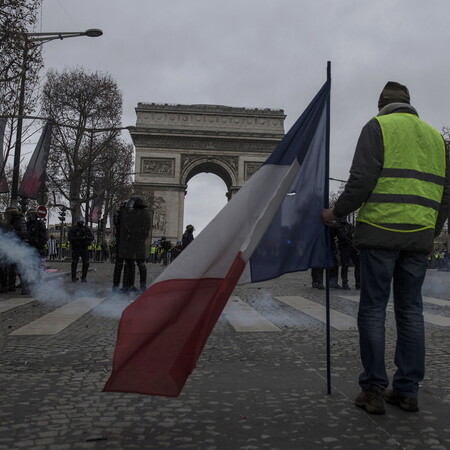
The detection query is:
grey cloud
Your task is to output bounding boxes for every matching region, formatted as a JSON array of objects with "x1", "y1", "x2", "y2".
[{"x1": 35, "y1": 0, "x2": 450, "y2": 230}]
